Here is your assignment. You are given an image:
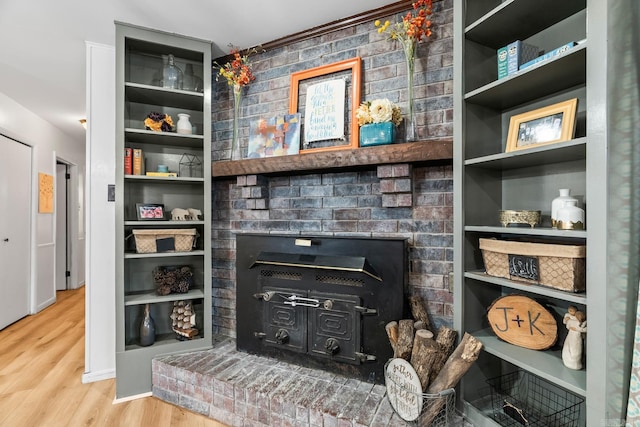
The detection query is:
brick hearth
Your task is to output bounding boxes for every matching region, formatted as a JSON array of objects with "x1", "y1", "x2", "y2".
[{"x1": 152, "y1": 338, "x2": 469, "y2": 426}]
